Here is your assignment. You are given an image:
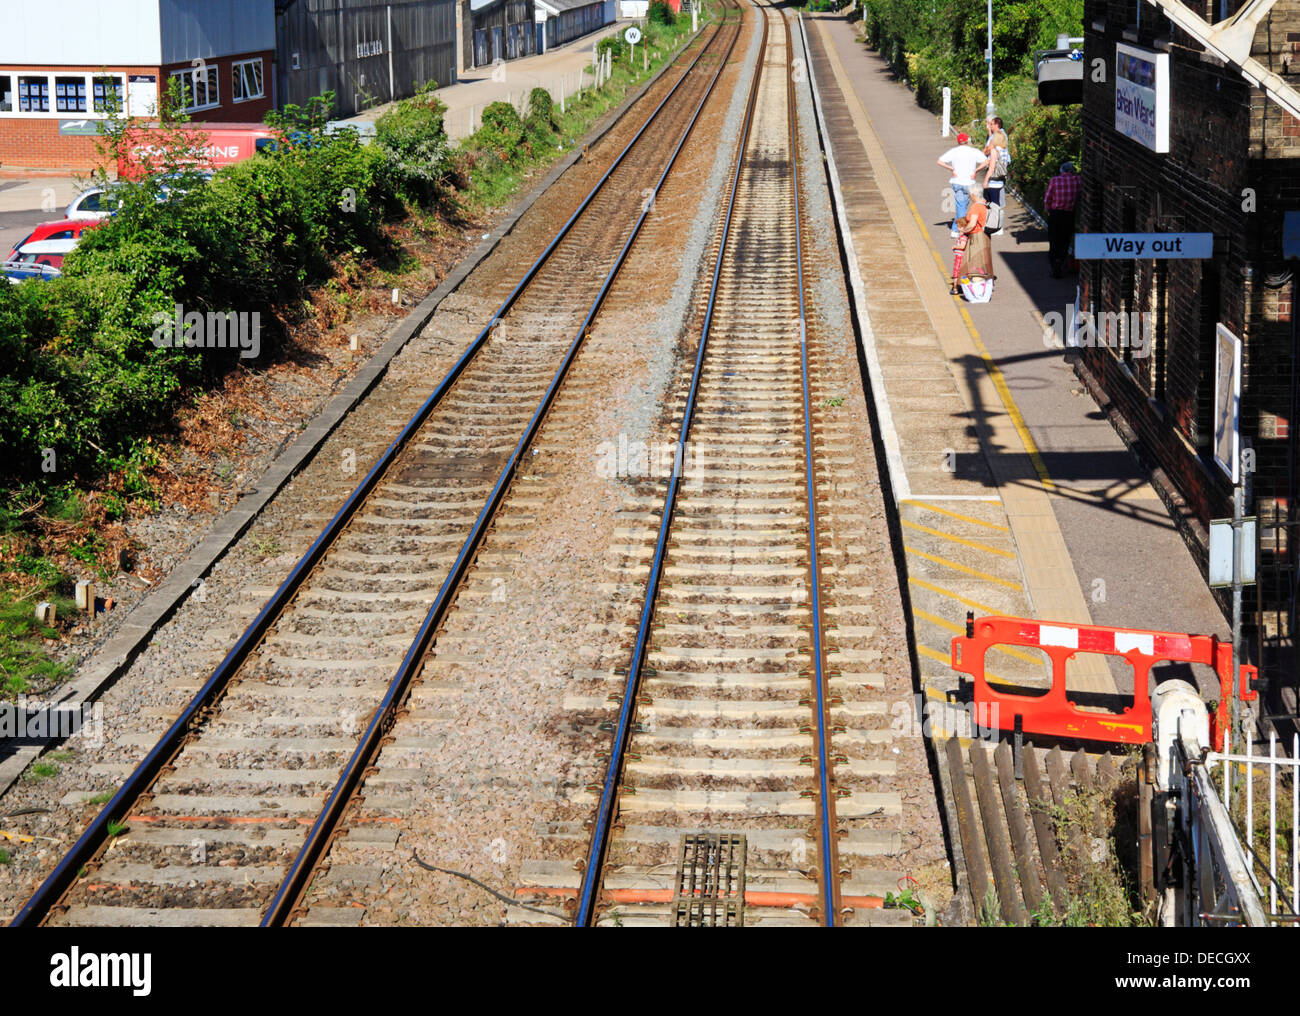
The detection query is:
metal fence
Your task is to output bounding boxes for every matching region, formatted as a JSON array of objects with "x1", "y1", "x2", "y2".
[{"x1": 276, "y1": 0, "x2": 457, "y2": 119}]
